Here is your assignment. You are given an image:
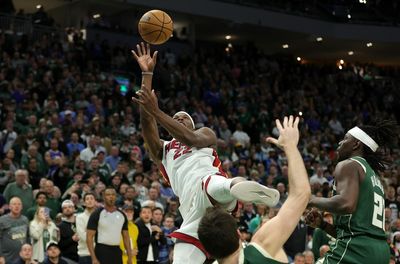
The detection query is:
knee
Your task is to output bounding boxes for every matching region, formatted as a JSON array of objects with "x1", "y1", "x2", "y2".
[{"x1": 231, "y1": 177, "x2": 246, "y2": 187}]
